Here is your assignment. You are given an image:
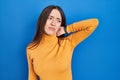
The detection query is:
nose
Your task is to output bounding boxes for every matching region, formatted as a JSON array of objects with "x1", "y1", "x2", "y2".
[{"x1": 51, "y1": 19, "x2": 56, "y2": 26}]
